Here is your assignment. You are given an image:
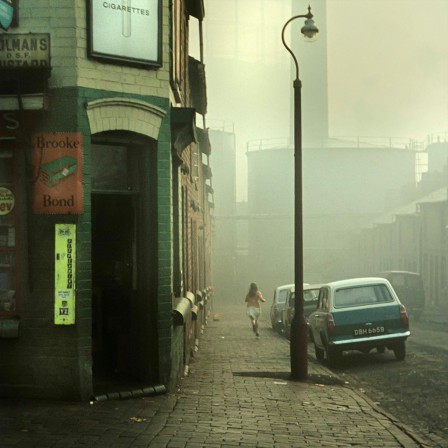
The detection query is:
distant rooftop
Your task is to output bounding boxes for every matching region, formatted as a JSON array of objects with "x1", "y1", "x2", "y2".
[{"x1": 246, "y1": 136, "x2": 426, "y2": 152}]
